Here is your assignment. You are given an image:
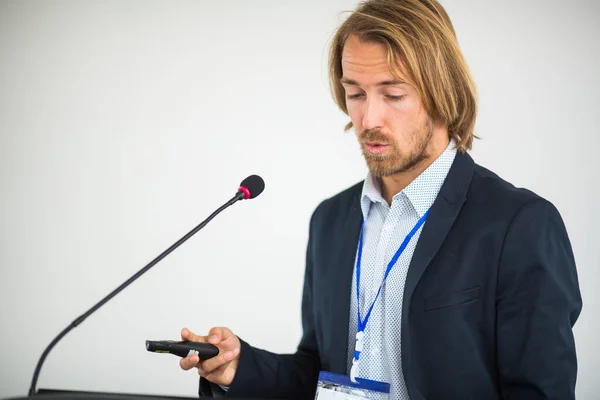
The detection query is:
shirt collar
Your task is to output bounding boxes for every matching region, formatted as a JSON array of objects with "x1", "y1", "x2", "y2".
[{"x1": 360, "y1": 139, "x2": 457, "y2": 219}]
